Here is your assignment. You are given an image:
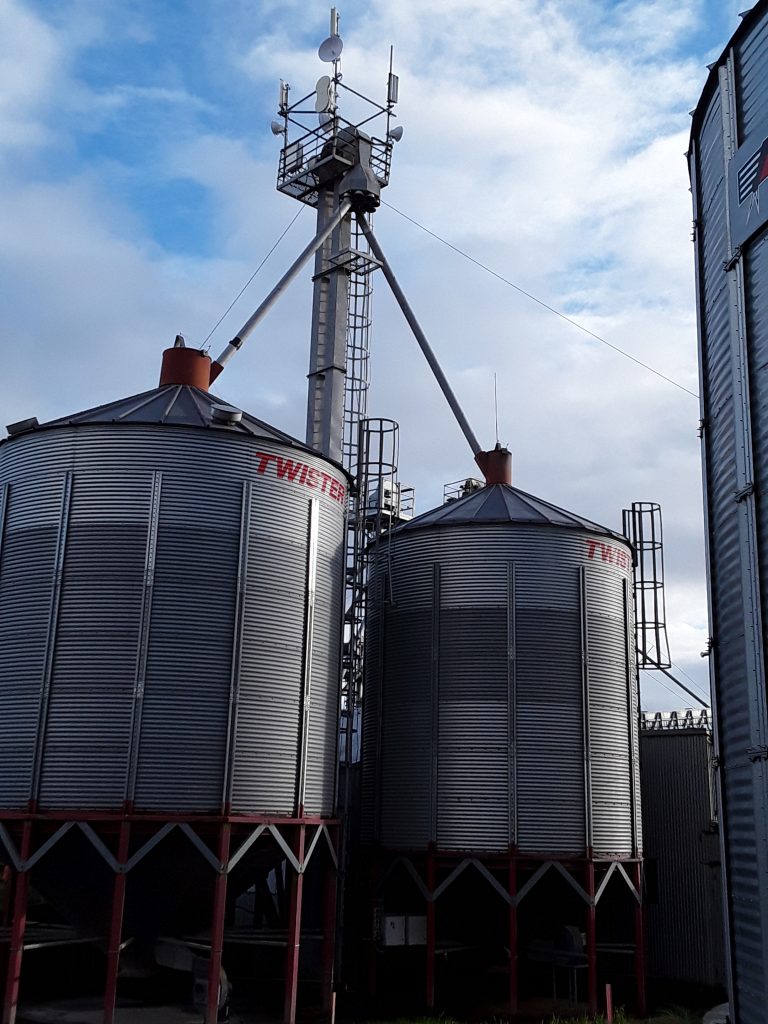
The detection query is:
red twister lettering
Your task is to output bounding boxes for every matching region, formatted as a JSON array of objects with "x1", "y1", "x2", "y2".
[
  {"x1": 254, "y1": 451, "x2": 346, "y2": 505},
  {"x1": 584, "y1": 538, "x2": 630, "y2": 571}
]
